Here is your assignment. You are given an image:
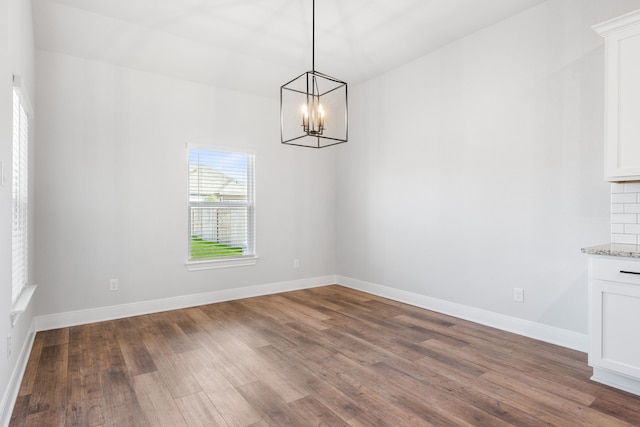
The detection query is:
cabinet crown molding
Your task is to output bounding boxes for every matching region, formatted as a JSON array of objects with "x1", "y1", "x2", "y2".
[{"x1": 593, "y1": 9, "x2": 640, "y2": 37}]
